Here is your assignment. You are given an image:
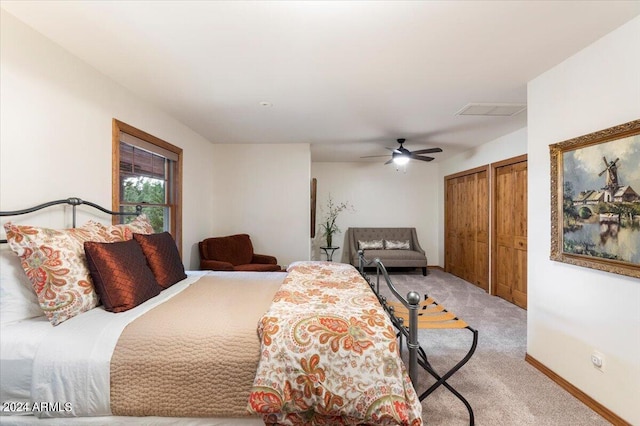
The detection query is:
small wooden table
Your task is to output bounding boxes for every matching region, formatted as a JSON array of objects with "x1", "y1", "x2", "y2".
[{"x1": 320, "y1": 246, "x2": 339, "y2": 262}]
